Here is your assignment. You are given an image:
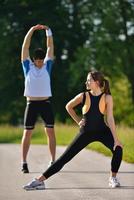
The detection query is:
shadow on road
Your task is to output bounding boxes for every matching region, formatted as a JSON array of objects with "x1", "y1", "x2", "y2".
[
  {"x1": 60, "y1": 170, "x2": 134, "y2": 174},
  {"x1": 29, "y1": 170, "x2": 134, "y2": 174},
  {"x1": 41, "y1": 186, "x2": 134, "y2": 190}
]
